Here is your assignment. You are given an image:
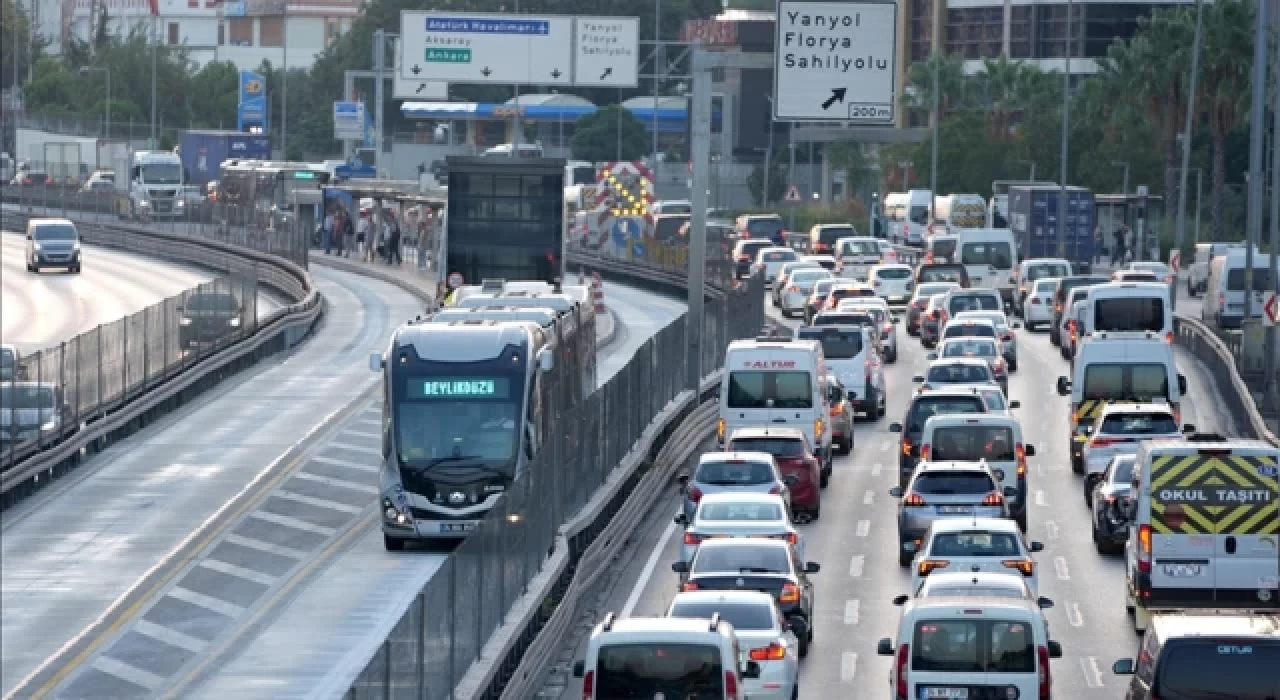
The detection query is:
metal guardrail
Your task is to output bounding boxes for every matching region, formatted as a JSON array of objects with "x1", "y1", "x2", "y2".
[{"x1": 0, "y1": 206, "x2": 324, "y2": 507}]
